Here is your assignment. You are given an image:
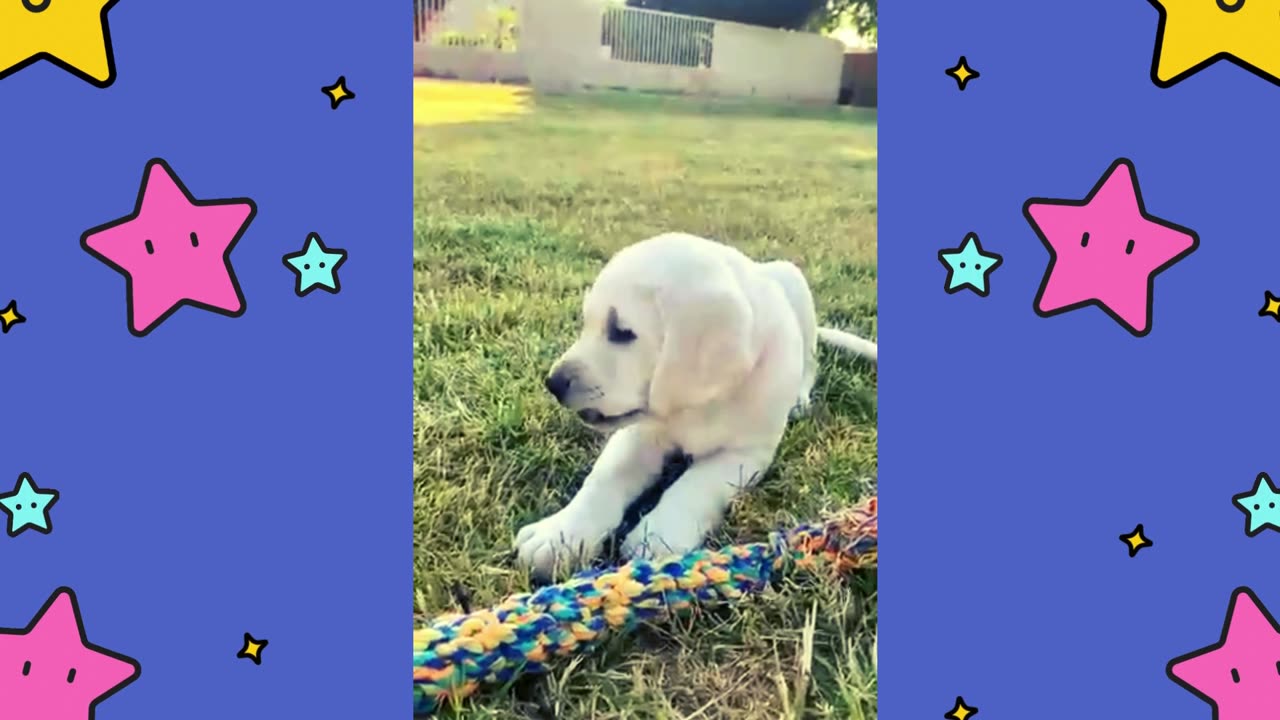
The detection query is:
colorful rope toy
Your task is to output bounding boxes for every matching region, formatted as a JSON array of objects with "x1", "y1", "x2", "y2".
[{"x1": 413, "y1": 497, "x2": 877, "y2": 715}]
